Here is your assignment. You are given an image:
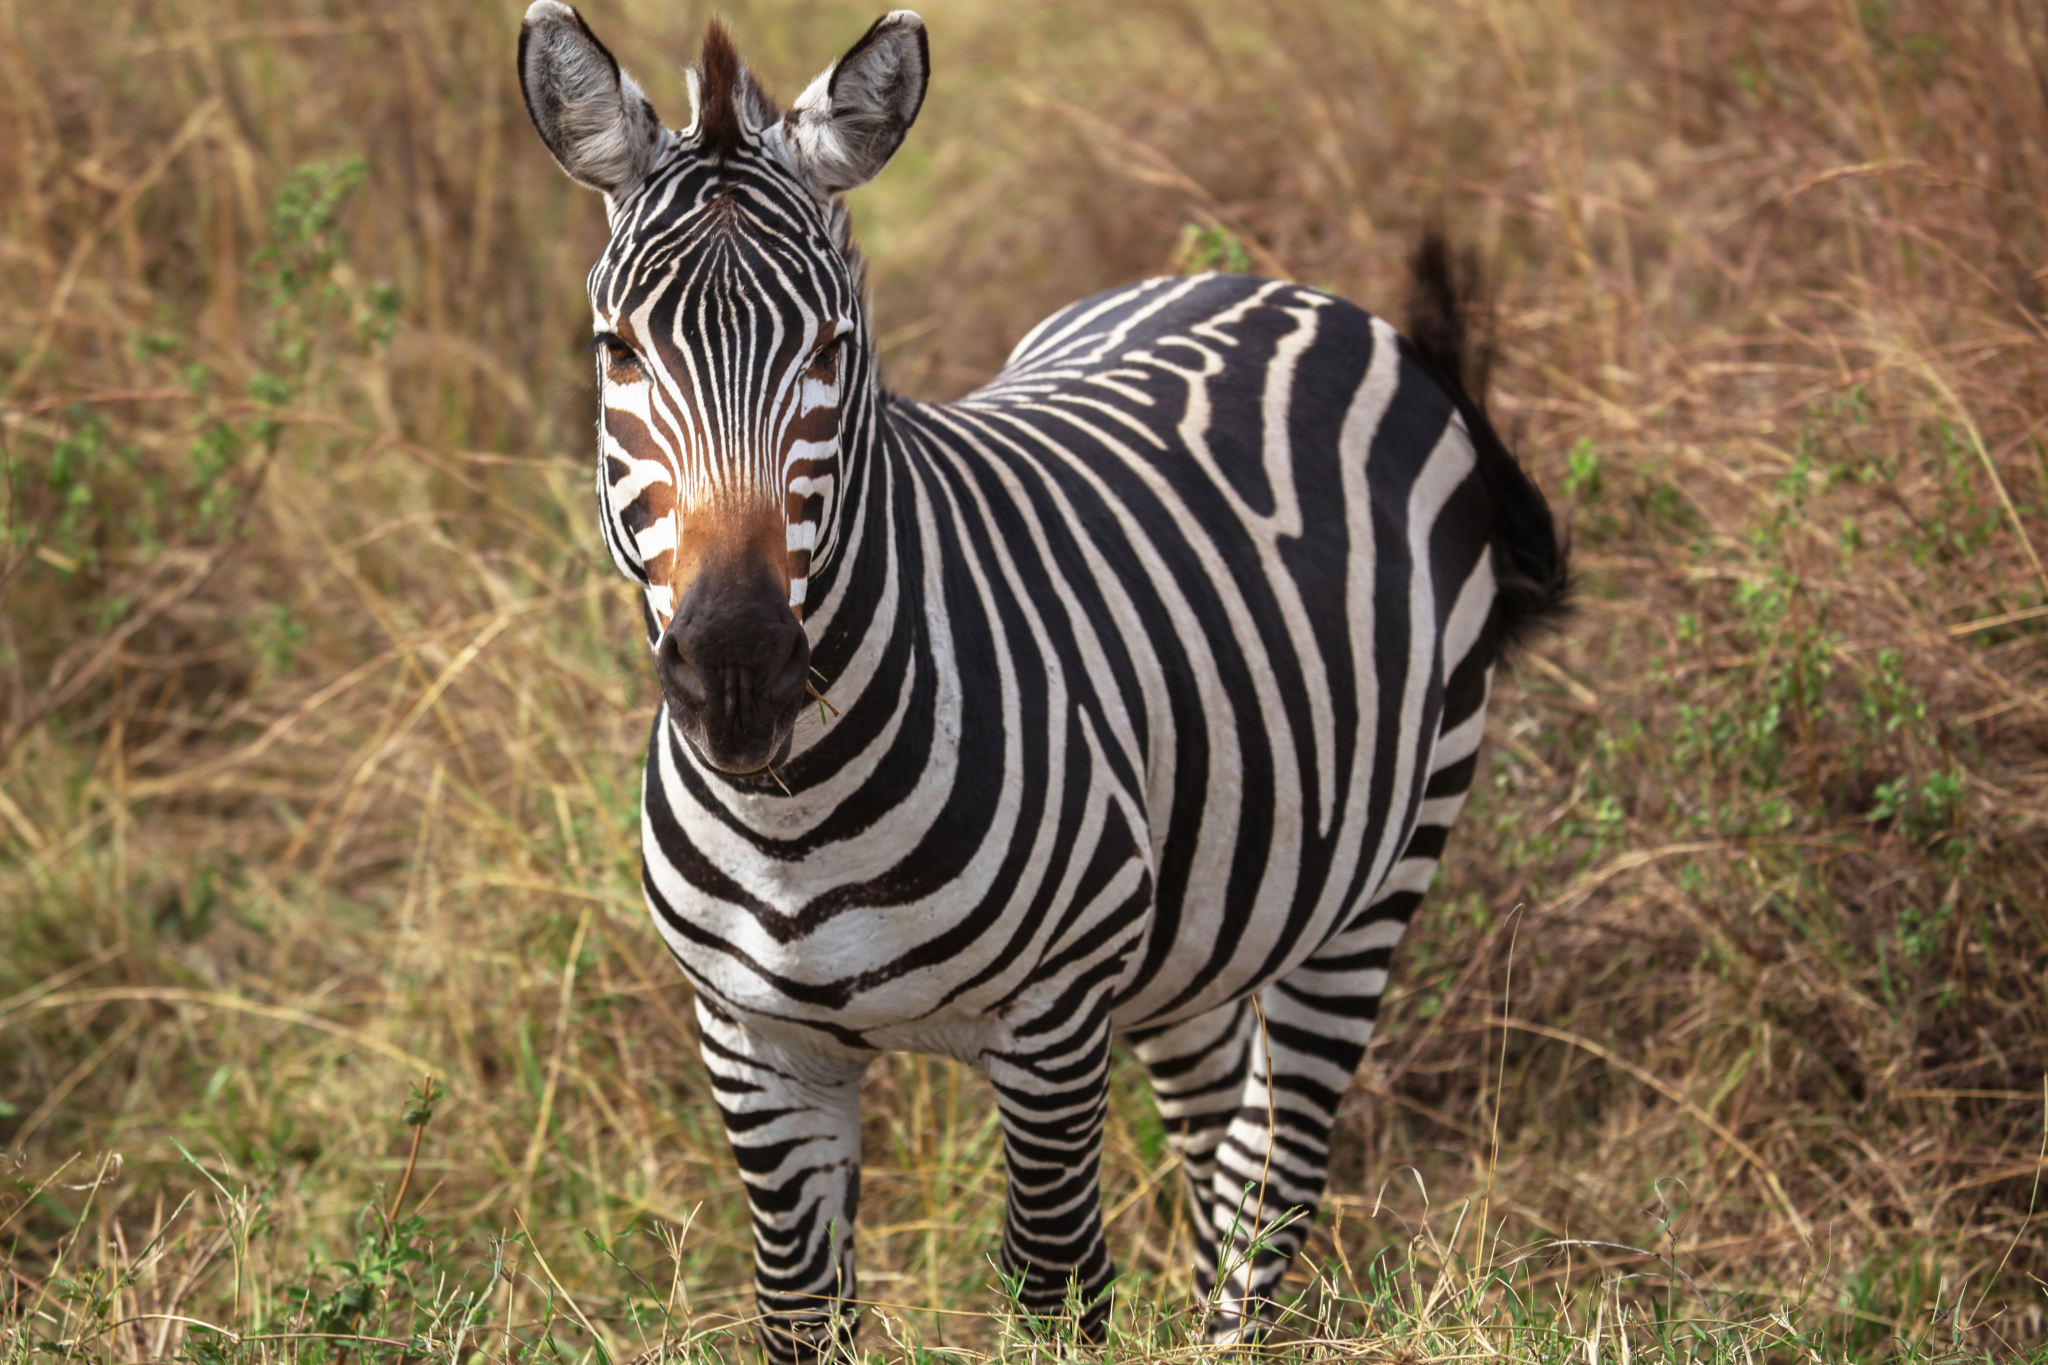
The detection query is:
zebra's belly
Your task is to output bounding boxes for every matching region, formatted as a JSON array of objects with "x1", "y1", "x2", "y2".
[
  {"x1": 650, "y1": 905, "x2": 1137, "y2": 1065},
  {"x1": 1107, "y1": 809, "x2": 1420, "y2": 1034}
]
